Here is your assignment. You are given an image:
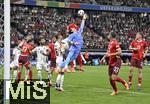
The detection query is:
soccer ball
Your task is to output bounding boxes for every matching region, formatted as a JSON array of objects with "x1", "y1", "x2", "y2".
[{"x1": 78, "y1": 10, "x2": 85, "y2": 16}]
